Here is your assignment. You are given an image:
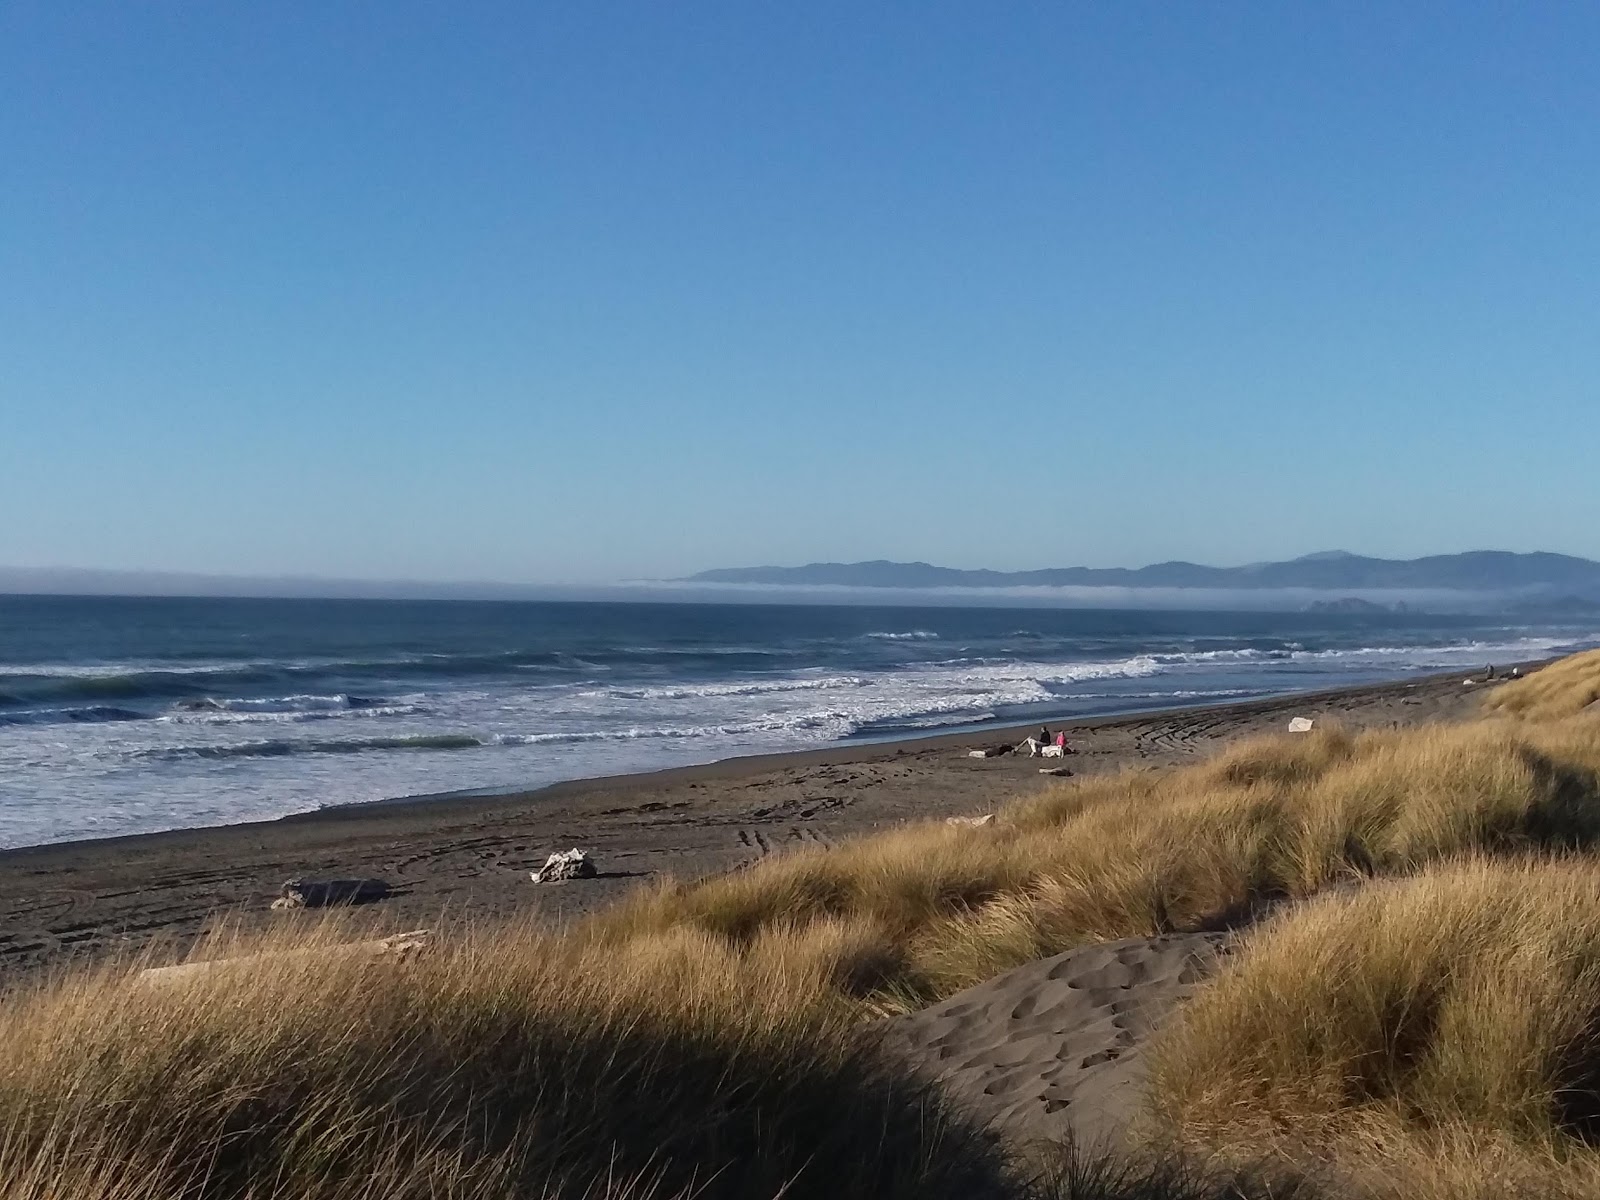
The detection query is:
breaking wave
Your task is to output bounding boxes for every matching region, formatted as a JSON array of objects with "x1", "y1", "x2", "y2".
[
  {"x1": 142, "y1": 734, "x2": 484, "y2": 760},
  {"x1": 9, "y1": 592, "x2": 1598, "y2": 851},
  {"x1": 0, "y1": 705, "x2": 146, "y2": 727},
  {"x1": 600, "y1": 675, "x2": 870, "y2": 701}
]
